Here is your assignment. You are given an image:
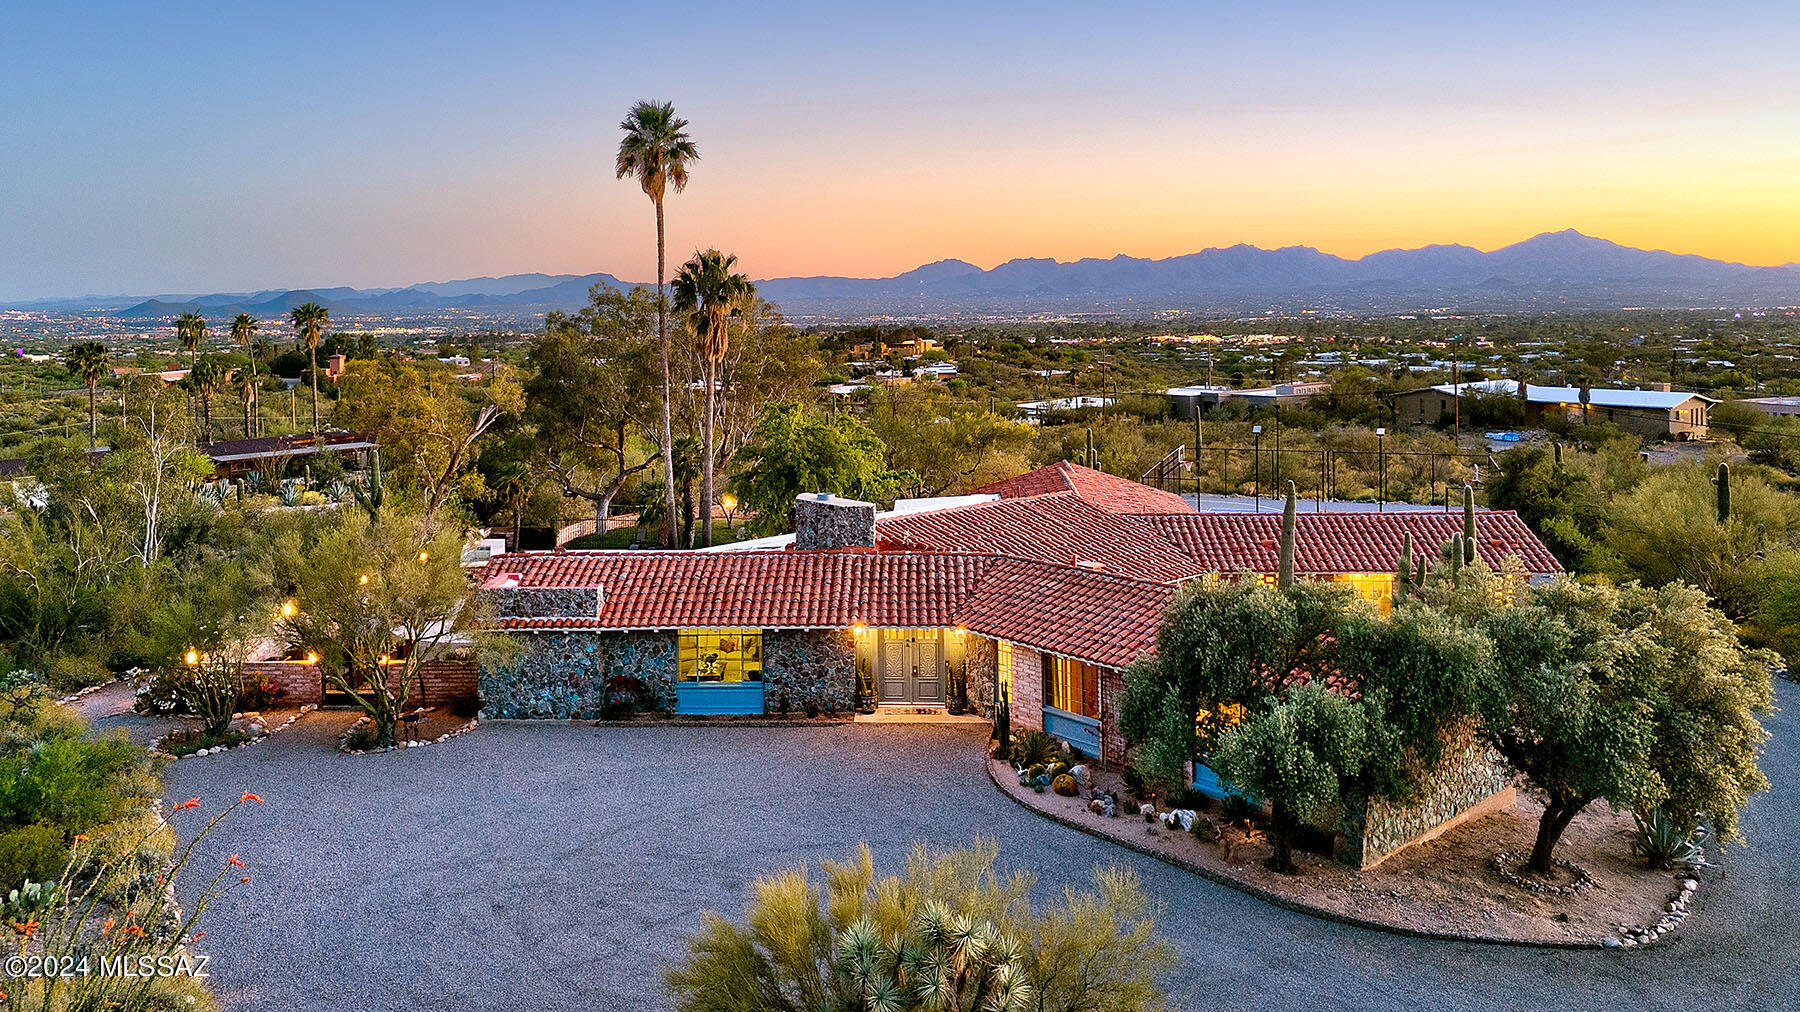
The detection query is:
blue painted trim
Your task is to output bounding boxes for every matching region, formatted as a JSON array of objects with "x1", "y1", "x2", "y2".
[
  {"x1": 1191, "y1": 761, "x2": 1258, "y2": 803},
  {"x1": 1041, "y1": 706, "x2": 1101, "y2": 756},
  {"x1": 676, "y1": 682, "x2": 766, "y2": 715}
]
